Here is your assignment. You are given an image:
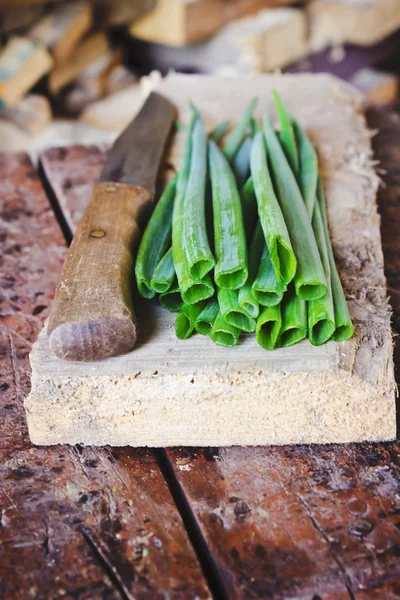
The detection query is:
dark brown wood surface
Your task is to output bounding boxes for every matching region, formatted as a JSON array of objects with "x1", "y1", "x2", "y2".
[
  {"x1": 0, "y1": 106, "x2": 399, "y2": 599},
  {"x1": 0, "y1": 152, "x2": 210, "y2": 600}
]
